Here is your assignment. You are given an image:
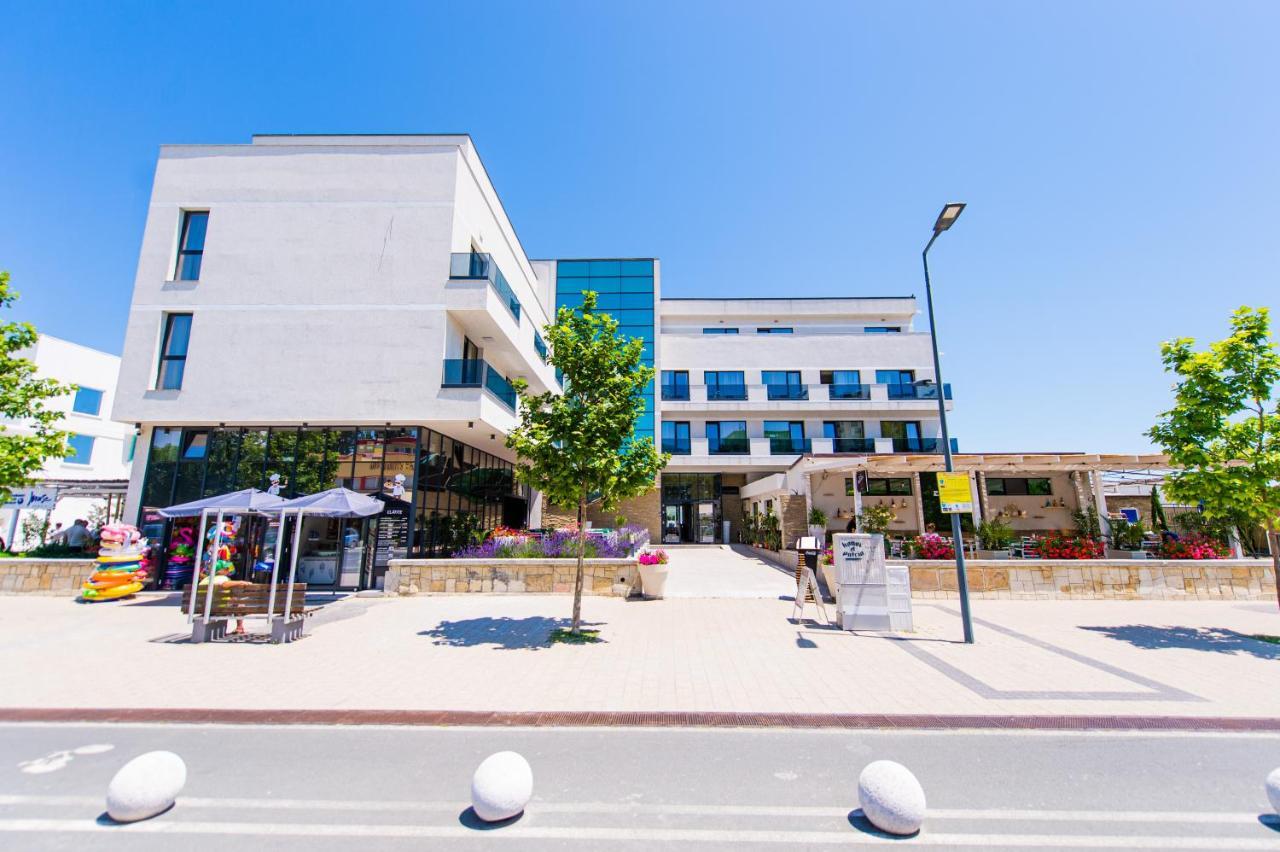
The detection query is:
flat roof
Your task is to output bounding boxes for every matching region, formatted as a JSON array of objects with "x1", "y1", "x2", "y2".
[{"x1": 660, "y1": 295, "x2": 913, "y2": 302}]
